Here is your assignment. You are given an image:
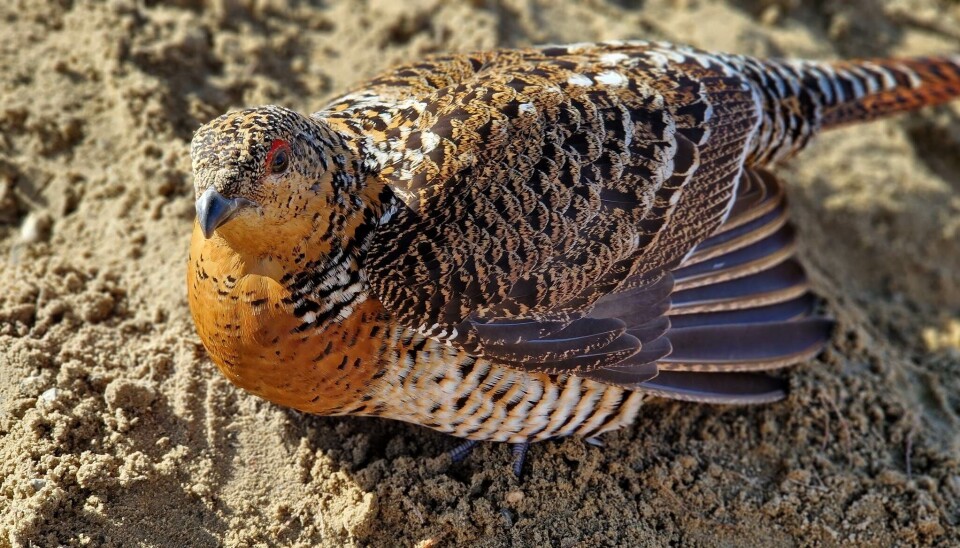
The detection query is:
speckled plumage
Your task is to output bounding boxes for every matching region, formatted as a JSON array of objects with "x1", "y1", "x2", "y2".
[{"x1": 187, "y1": 41, "x2": 960, "y2": 458}]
